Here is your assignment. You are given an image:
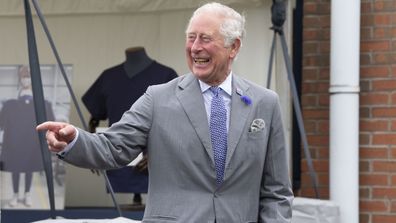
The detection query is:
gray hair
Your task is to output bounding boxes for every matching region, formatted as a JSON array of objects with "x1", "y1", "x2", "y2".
[{"x1": 187, "y1": 2, "x2": 246, "y2": 47}]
